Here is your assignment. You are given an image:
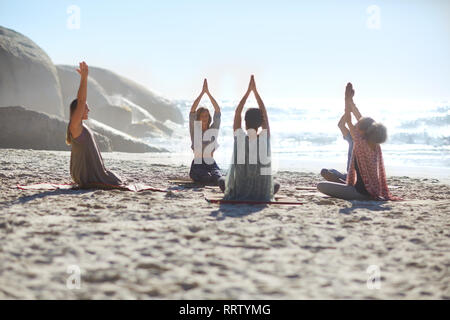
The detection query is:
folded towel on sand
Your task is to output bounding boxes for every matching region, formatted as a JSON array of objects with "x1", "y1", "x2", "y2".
[{"x1": 17, "y1": 183, "x2": 168, "y2": 192}]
